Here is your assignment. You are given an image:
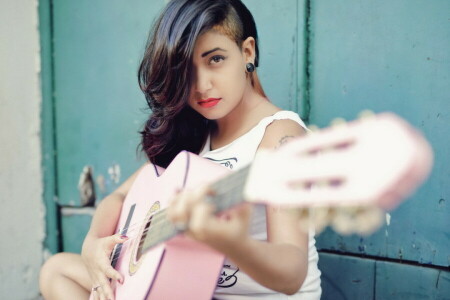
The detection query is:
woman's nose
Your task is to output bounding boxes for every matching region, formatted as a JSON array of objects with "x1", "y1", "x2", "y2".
[{"x1": 193, "y1": 68, "x2": 213, "y2": 94}]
